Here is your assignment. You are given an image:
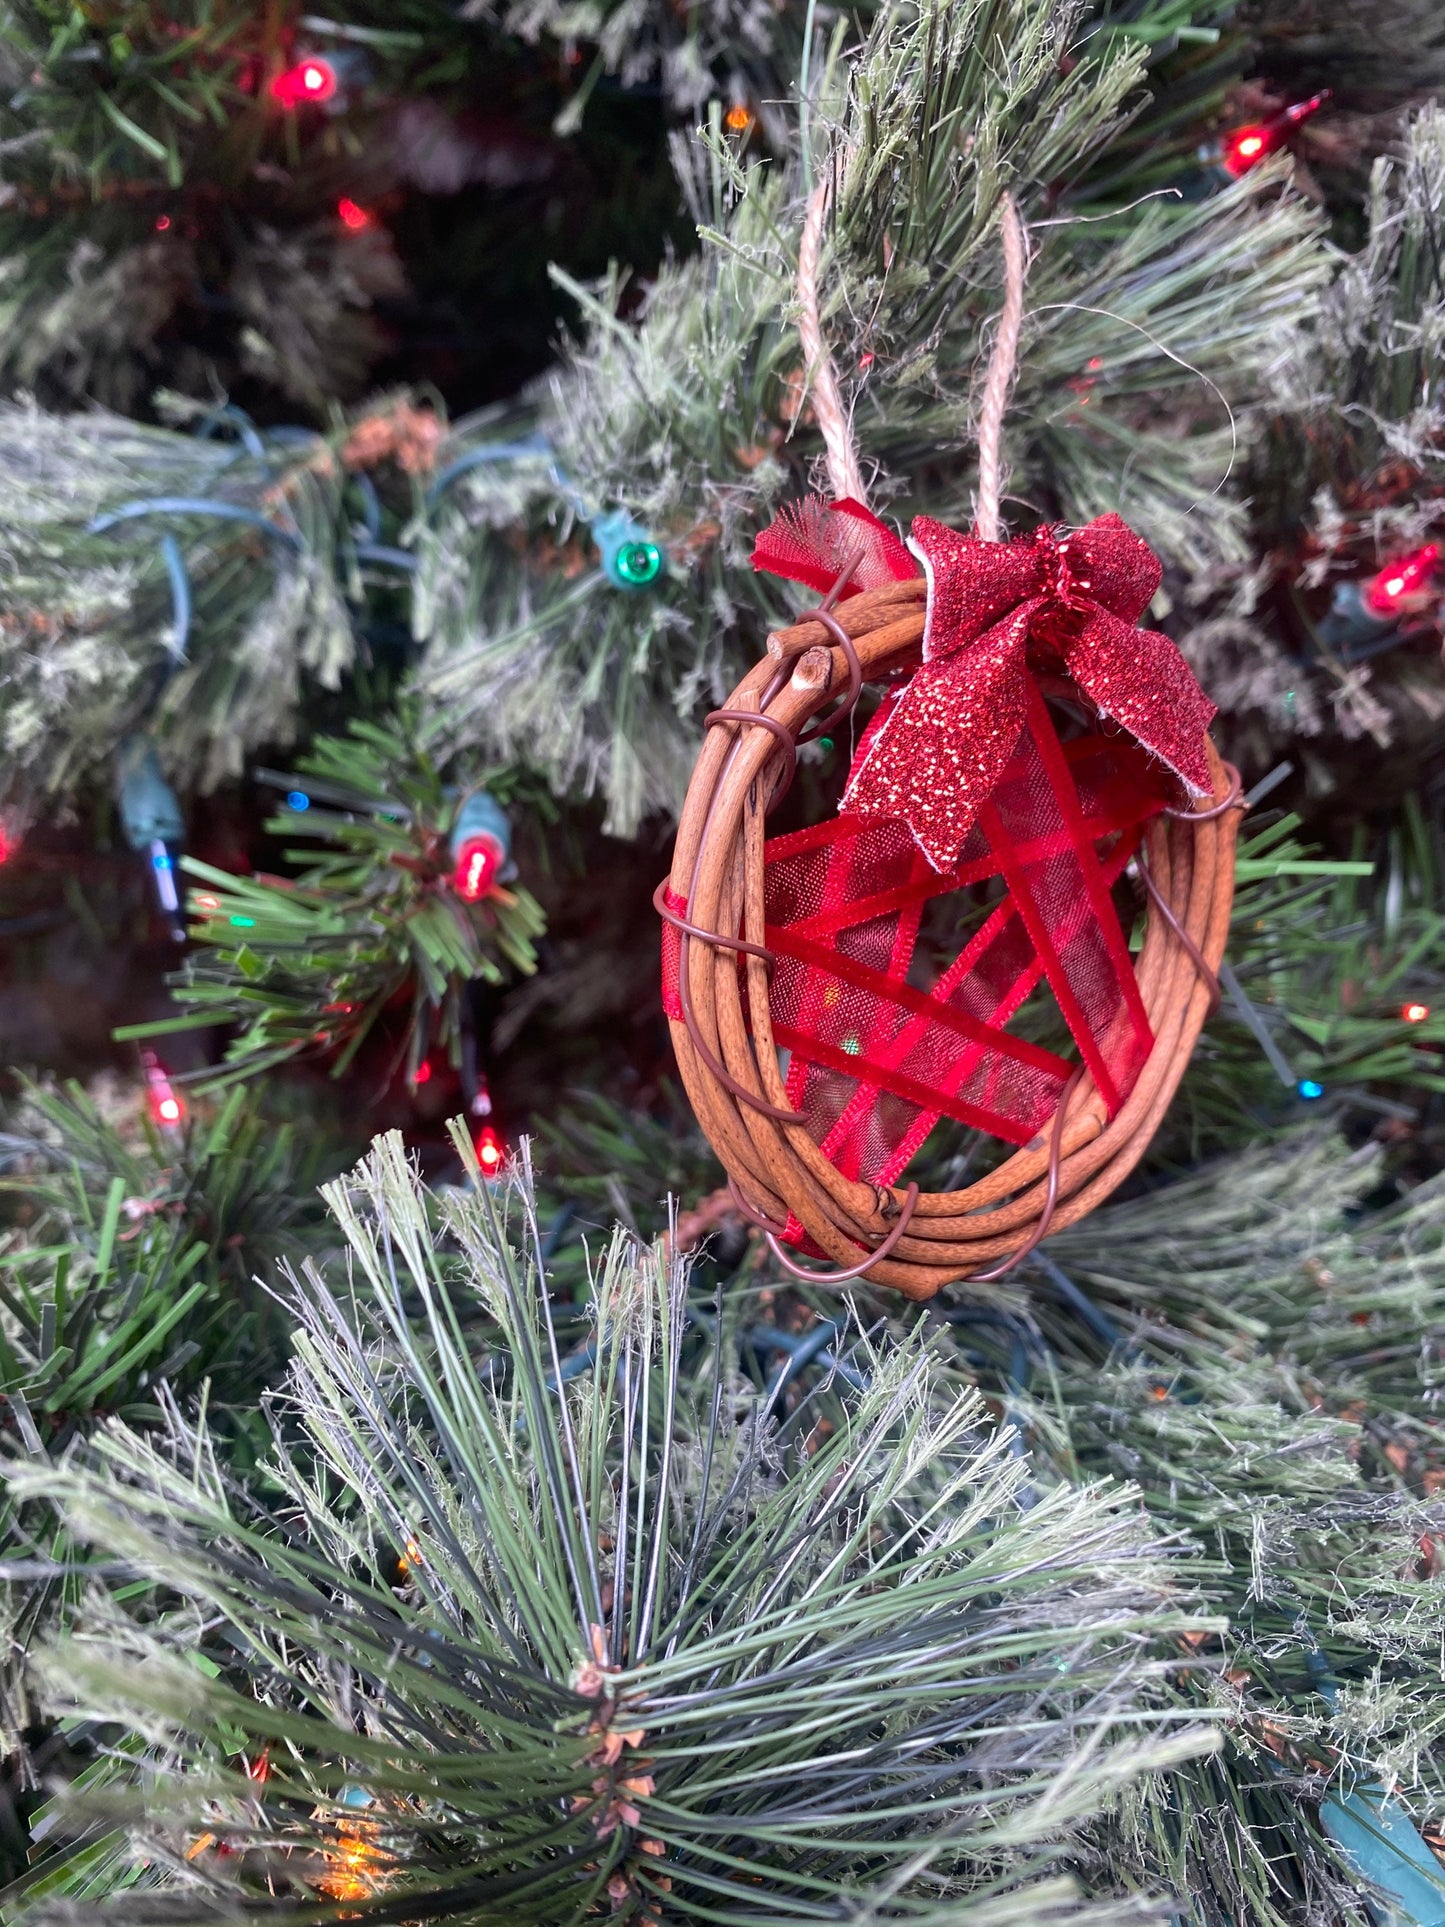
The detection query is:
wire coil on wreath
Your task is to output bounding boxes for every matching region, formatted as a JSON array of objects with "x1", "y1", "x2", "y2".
[{"x1": 660, "y1": 575, "x2": 1240, "y2": 1299}]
